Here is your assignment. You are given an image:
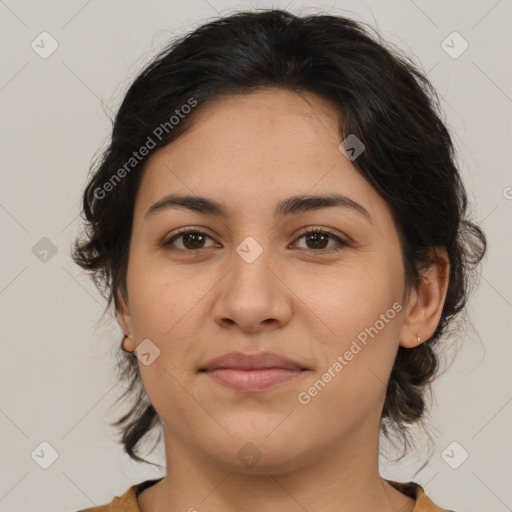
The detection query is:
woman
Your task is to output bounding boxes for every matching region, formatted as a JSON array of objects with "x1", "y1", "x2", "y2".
[{"x1": 72, "y1": 9, "x2": 486, "y2": 512}]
